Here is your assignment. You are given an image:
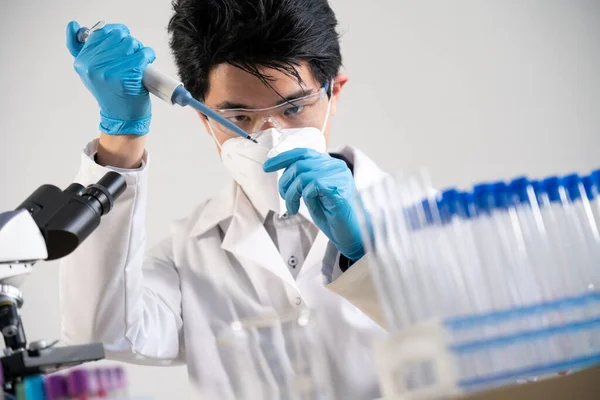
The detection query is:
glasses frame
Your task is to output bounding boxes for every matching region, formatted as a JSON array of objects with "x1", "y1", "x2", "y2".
[{"x1": 211, "y1": 81, "x2": 331, "y2": 116}]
